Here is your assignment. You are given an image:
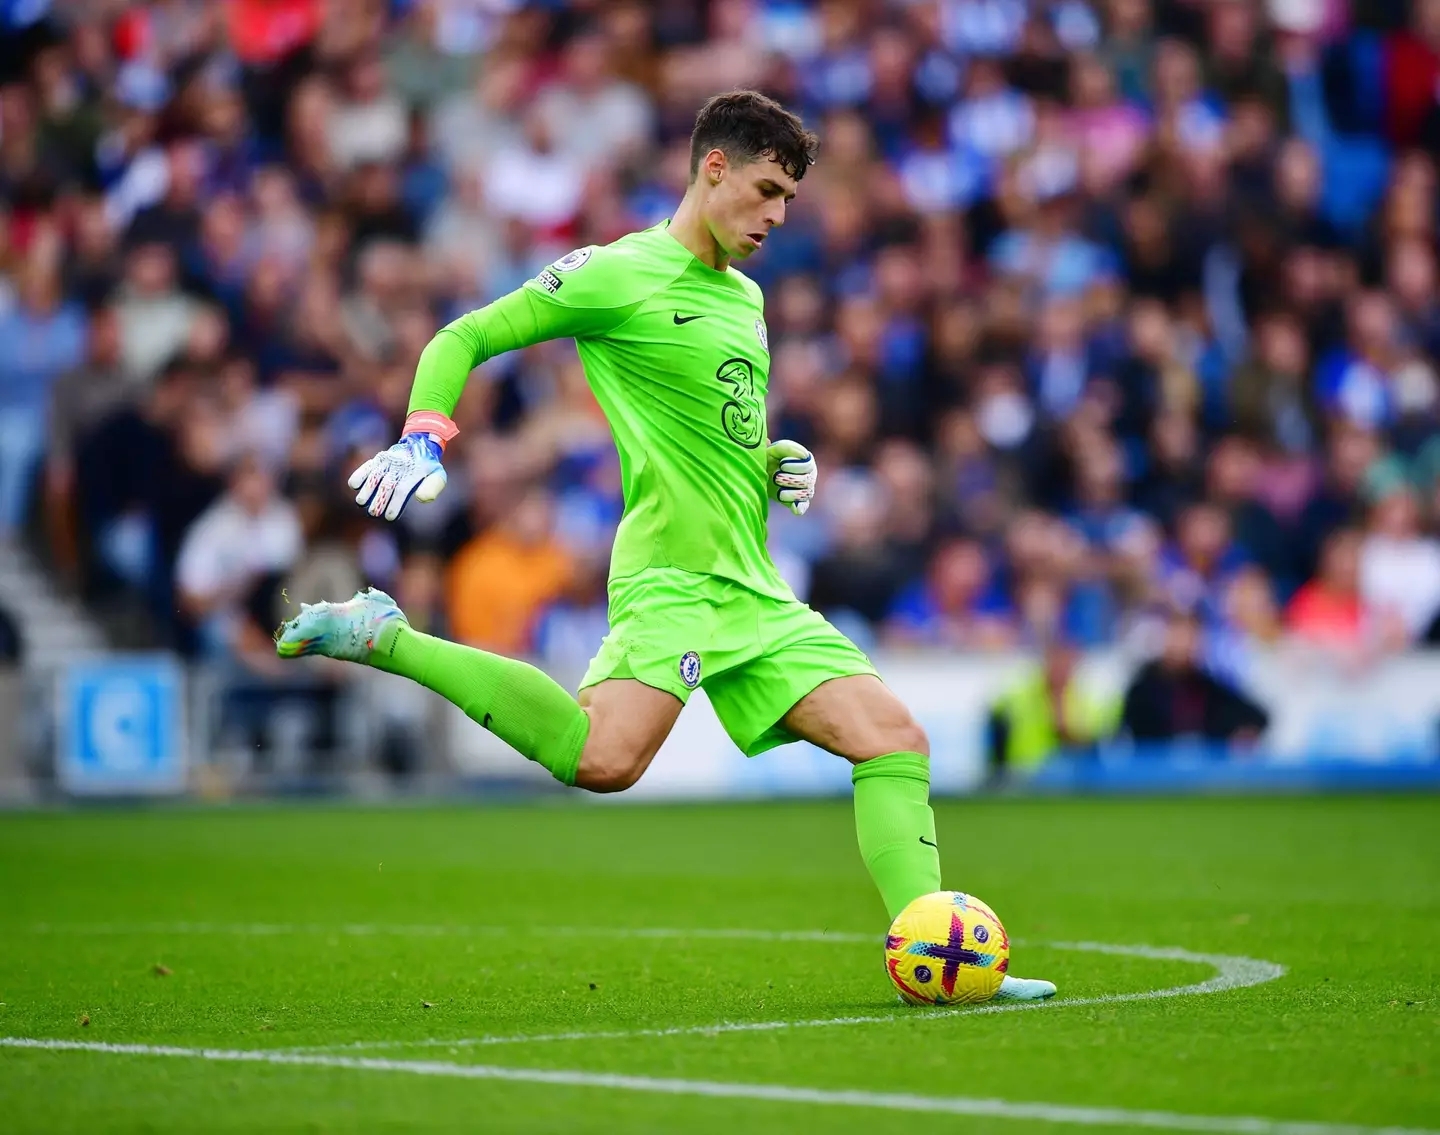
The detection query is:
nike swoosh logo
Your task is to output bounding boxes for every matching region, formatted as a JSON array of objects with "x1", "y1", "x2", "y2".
[
  {"x1": 673, "y1": 313, "x2": 705, "y2": 324},
  {"x1": 919, "y1": 836, "x2": 938, "y2": 848},
  {"x1": 483, "y1": 713, "x2": 493, "y2": 729}
]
